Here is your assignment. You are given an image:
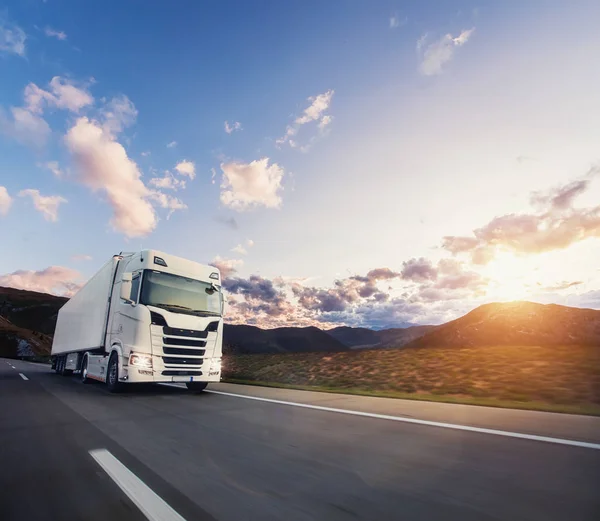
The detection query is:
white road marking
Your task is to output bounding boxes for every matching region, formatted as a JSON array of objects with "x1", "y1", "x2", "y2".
[
  {"x1": 205, "y1": 389, "x2": 600, "y2": 451},
  {"x1": 89, "y1": 449, "x2": 186, "y2": 521},
  {"x1": 18, "y1": 373, "x2": 28, "y2": 381}
]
